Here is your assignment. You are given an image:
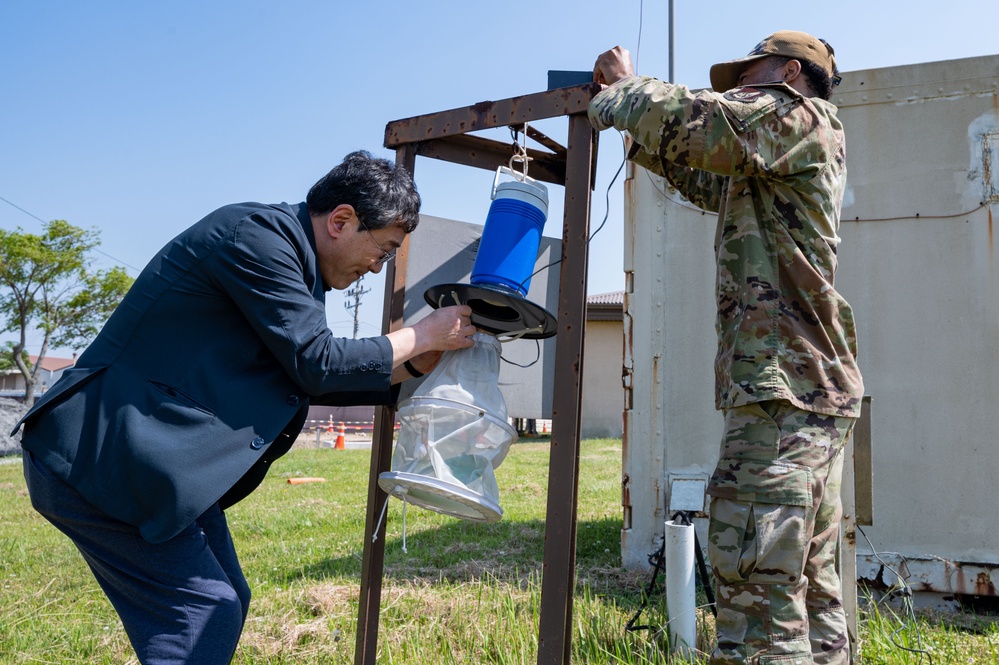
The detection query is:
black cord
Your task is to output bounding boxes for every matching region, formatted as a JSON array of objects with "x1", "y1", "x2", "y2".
[
  {"x1": 625, "y1": 538, "x2": 667, "y2": 633},
  {"x1": 588, "y1": 132, "x2": 628, "y2": 242},
  {"x1": 693, "y1": 520, "x2": 716, "y2": 617},
  {"x1": 857, "y1": 525, "x2": 934, "y2": 664},
  {"x1": 625, "y1": 510, "x2": 717, "y2": 633},
  {"x1": 514, "y1": 130, "x2": 629, "y2": 295},
  {"x1": 499, "y1": 338, "x2": 541, "y2": 368}
]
